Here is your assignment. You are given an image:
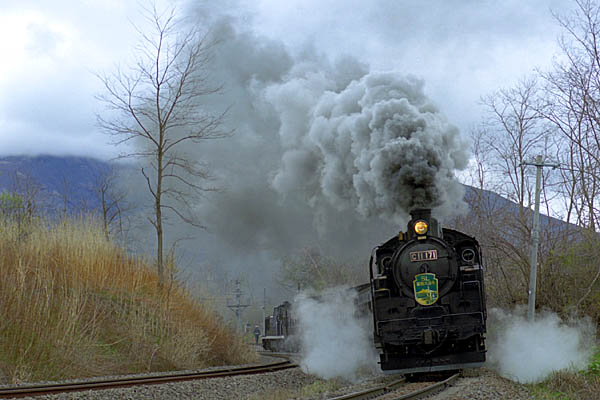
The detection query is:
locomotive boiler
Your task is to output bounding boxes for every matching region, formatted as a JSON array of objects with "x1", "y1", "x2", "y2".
[{"x1": 370, "y1": 208, "x2": 486, "y2": 374}]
